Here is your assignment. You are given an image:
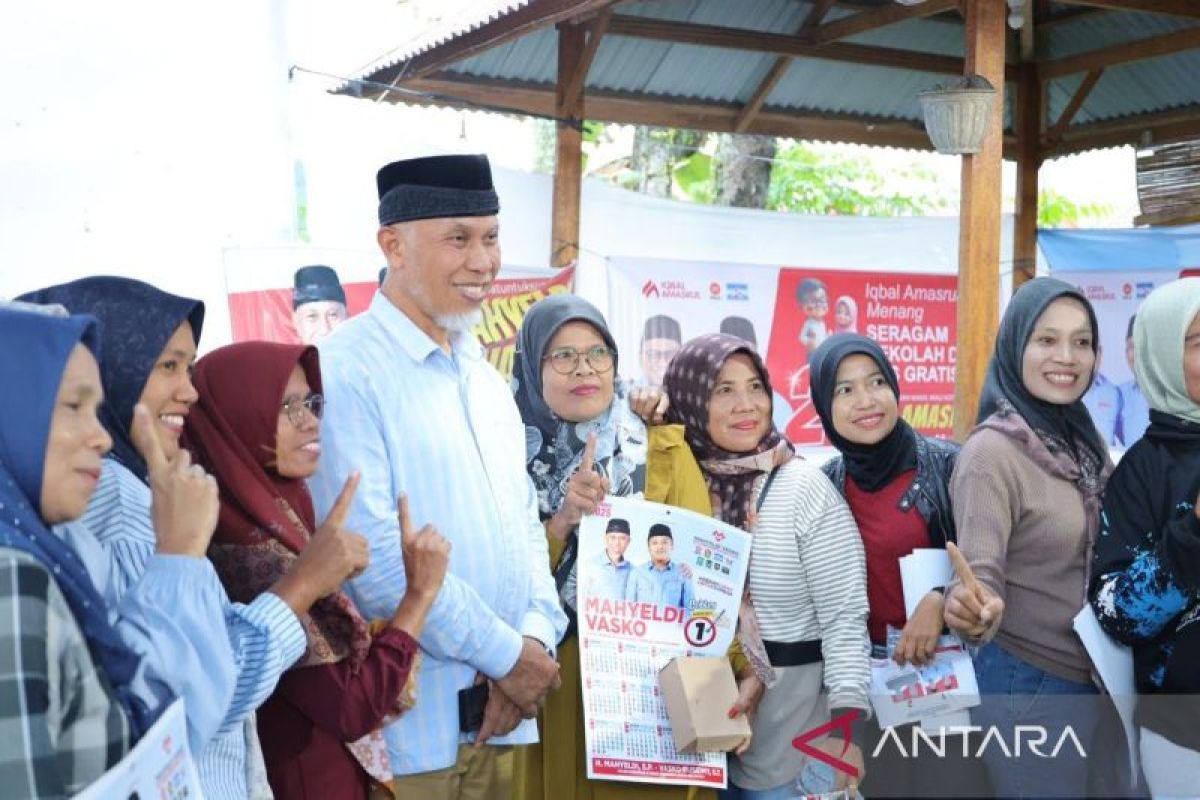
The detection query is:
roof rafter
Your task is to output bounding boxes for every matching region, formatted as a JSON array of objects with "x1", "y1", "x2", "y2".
[
  {"x1": 809, "y1": 0, "x2": 960, "y2": 45},
  {"x1": 606, "y1": 15, "x2": 1019, "y2": 80},
  {"x1": 1040, "y1": 27, "x2": 1200, "y2": 78},
  {"x1": 1053, "y1": 0, "x2": 1200, "y2": 20},
  {"x1": 396, "y1": 71, "x2": 1006, "y2": 153}
]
